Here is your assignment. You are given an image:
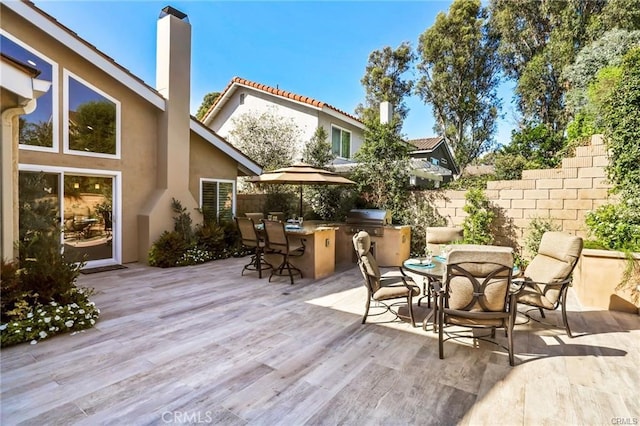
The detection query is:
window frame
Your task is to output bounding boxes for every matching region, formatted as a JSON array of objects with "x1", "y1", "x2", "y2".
[
  {"x1": 330, "y1": 124, "x2": 352, "y2": 159},
  {"x1": 3, "y1": 30, "x2": 60, "y2": 153},
  {"x1": 63, "y1": 69, "x2": 121, "y2": 159},
  {"x1": 199, "y1": 178, "x2": 236, "y2": 223}
]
